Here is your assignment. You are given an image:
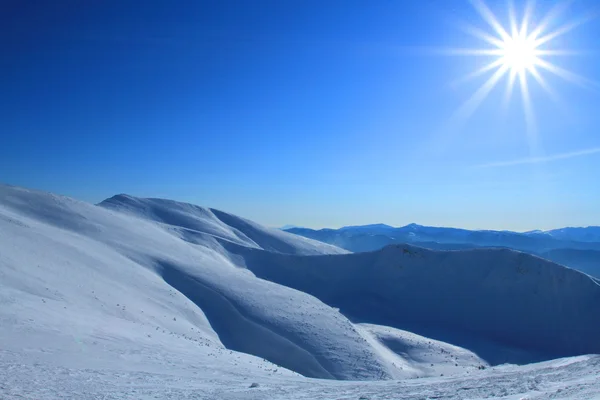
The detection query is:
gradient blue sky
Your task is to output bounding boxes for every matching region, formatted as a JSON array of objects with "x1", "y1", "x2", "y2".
[{"x1": 2, "y1": 0, "x2": 600, "y2": 230}]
